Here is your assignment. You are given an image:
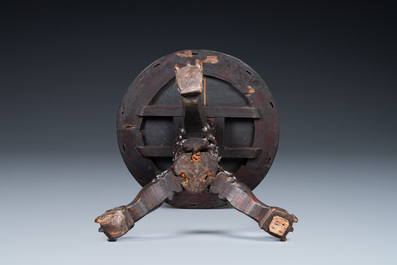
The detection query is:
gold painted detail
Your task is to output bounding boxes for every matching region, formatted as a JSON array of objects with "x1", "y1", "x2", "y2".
[
  {"x1": 176, "y1": 50, "x2": 193, "y2": 57},
  {"x1": 123, "y1": 124, "x2": 136, "y2": 130},
  {"x1": 181, "y1": 173, "x2": 189, "y2": 182},
  {"x1": 191, "y1": 152, "x2": 201, "y2": 161},
  {"x1": 245, "y1": 85, "x2": 255, "y2": 97},
  {"x1": 202, "y1": 55, "x2": 219, "y2": 64}
]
